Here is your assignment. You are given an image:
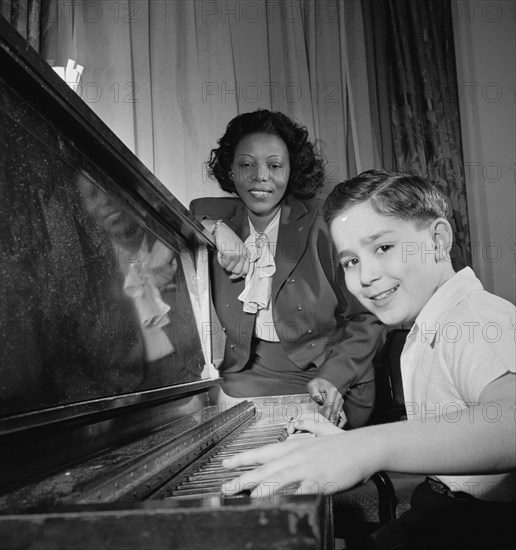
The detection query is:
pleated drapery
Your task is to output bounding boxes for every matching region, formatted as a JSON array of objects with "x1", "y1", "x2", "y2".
[{"x1": 39, "y1": 0, "x2": 377, "y2": 204}]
